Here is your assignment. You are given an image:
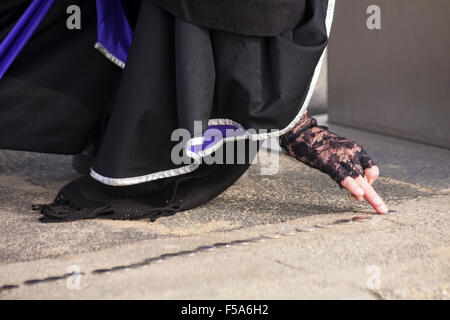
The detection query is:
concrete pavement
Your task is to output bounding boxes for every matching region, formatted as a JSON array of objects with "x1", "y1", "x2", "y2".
[{"x1": 0, "y1": 121, "x2": 449, "y2": 299}]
